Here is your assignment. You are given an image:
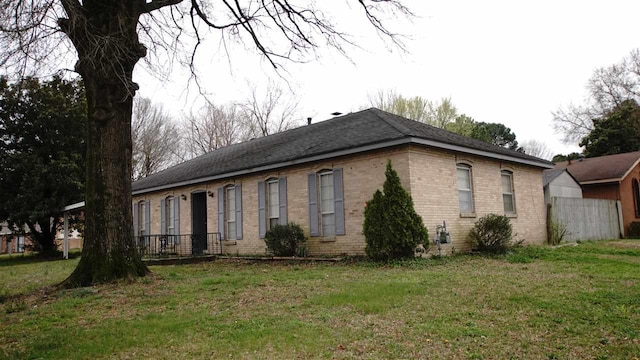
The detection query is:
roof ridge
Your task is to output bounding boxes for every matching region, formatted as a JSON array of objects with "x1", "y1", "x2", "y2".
[{"x1": 368, "y1": 108, "x2": 412, "y2": 136}]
